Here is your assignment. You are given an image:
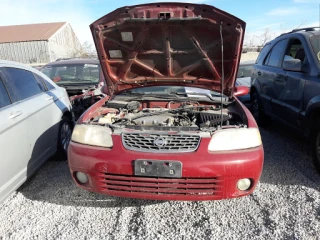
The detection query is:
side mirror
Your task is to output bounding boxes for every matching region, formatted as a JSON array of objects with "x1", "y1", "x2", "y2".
[
  {"x1": 237, "y1": 71, "x2": 244, "y2": 78},
  {"x1": 283, "y1": 59, "x2": 302, "y2": 72},
  {"x1": 234, "y1": 86, "x2": 249, "y2": 97}
]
